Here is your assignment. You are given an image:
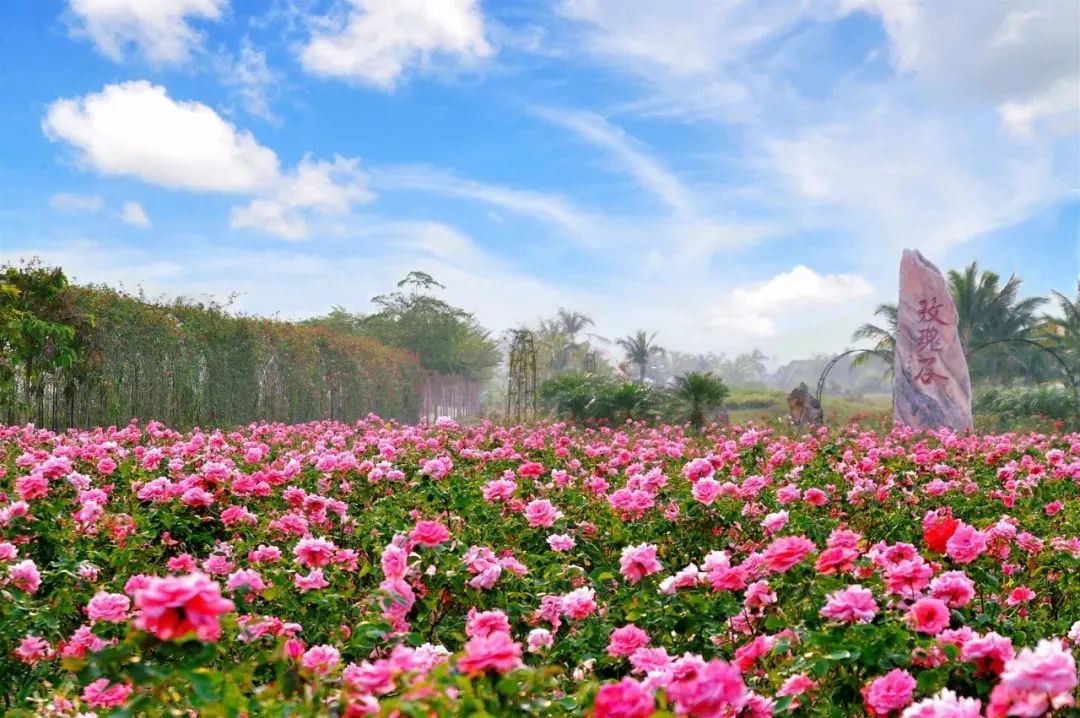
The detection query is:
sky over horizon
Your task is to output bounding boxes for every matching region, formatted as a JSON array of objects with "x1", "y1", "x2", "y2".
[{"x1": 1, "y1": 0, "x2": 1078, "y2": 362}]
